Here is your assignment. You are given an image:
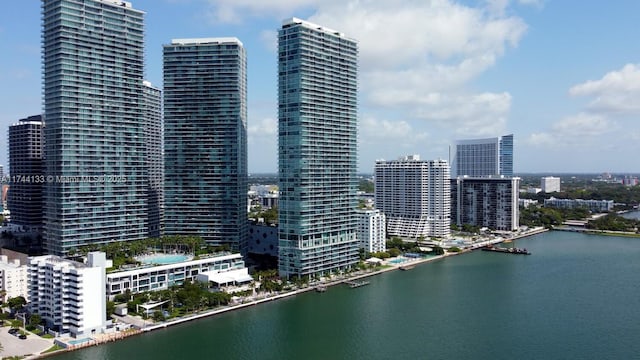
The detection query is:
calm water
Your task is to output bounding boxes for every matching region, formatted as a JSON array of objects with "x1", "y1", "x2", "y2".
[
  {"x1": 621, "y1": 210, "x2": 640, "y2": 220},
  {"x1": 55, "y1": 231, "x2": 640, "y2": 360}
]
